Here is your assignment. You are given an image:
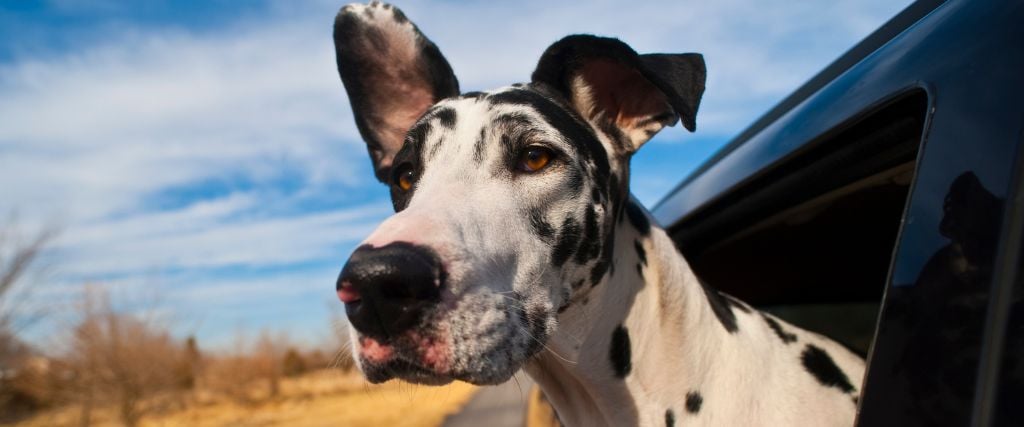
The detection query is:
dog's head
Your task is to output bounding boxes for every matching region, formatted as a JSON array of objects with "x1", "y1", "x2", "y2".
[{"x1": 333, "y1": 1, "x2": 704, "y2": 385}]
